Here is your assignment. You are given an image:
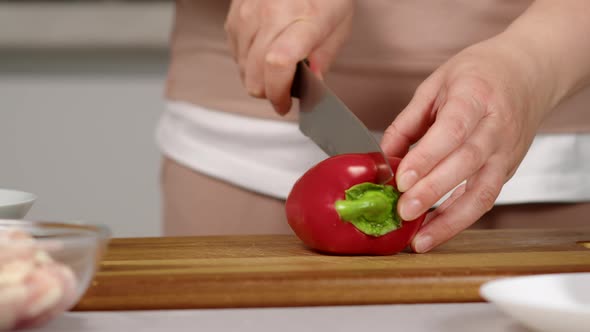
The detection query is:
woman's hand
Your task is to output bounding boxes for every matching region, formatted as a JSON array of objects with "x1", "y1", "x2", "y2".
[
  {"x1": 381, "y1": 0, "x2": 590, "y2": 253},
  {"x1": 381, "y1": 35, "x2": 560, "y2": 253},
  {"x1": 224, "y1": 0, "x2": 354, "y2": 114}
]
